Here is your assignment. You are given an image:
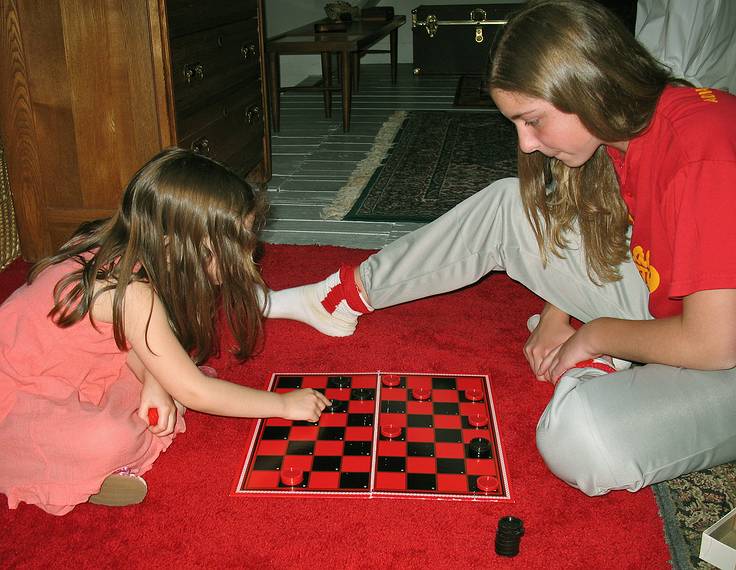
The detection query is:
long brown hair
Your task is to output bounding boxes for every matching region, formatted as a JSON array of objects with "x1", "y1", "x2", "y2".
[
  {"x1": 29, "y1": 148, "x2": 269, "y2": 363},
  {"x1": 489, "y1": 0, "x2": 688, "y2": 282}
]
